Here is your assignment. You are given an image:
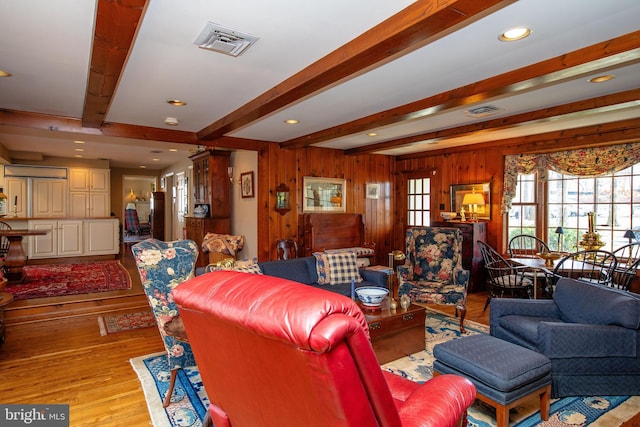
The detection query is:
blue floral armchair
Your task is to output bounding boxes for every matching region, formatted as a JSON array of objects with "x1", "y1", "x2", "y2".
[
  {"x1": 398, "y1": 227, "x2": 470, "y2": 332},
  {"x1": 131, "y1": 238, "x2": 199, "y2": 407}
]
